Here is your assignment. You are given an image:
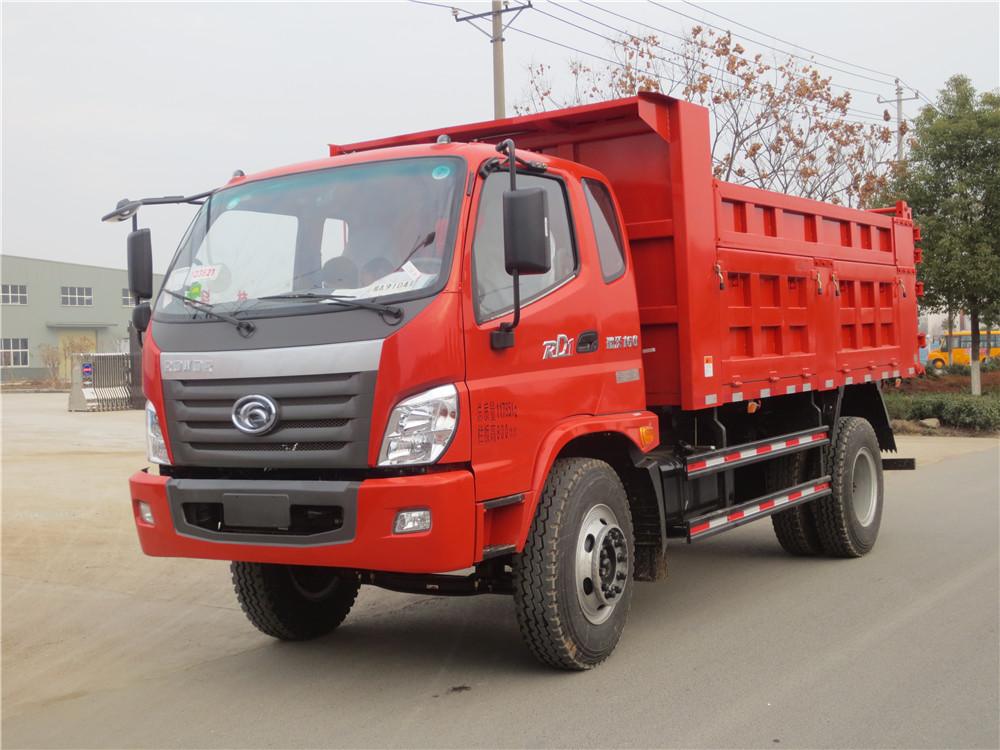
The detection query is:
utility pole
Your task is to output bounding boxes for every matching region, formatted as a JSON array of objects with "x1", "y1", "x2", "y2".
[
  {"x1": 454, "y1": 1, "x2": 531, "y2": 119},
  {"x1": 878, "y1": 78, "x2": 920, "y2": 163},
  {"x1": 490, "y1": 1, "x2": 505, "y2": 119}
]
